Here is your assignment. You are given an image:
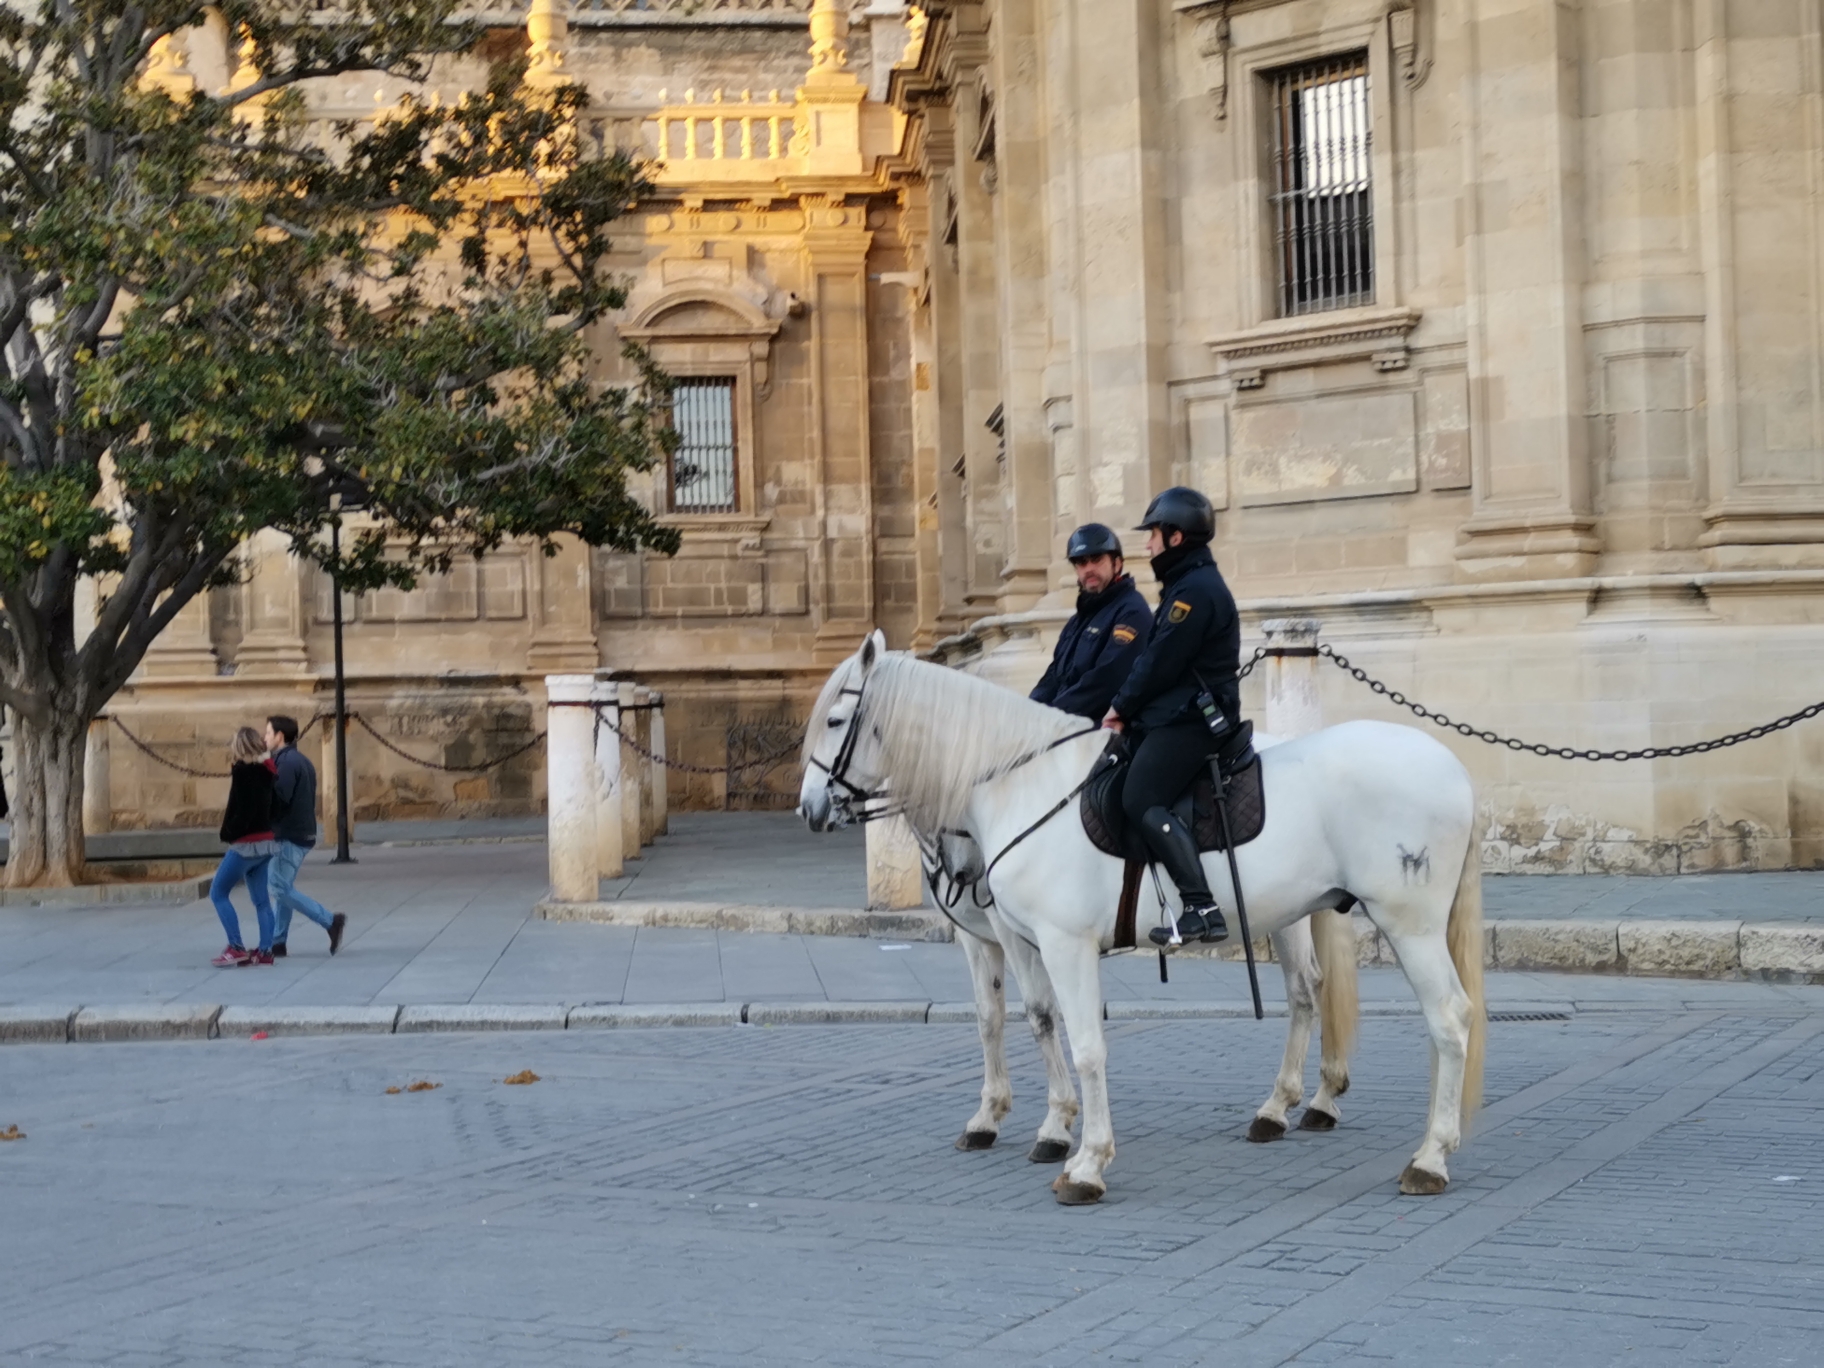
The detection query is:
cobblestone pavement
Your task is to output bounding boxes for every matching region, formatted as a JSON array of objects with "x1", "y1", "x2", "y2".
[{"x1": 2, "y1": 993, "x2": 1820, "y2": 1365}]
